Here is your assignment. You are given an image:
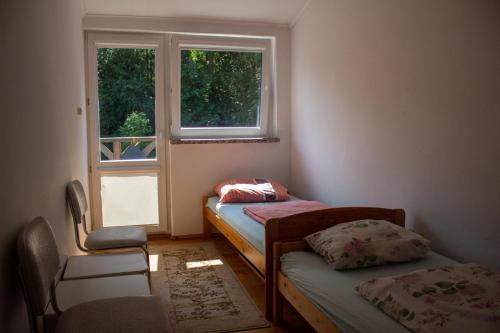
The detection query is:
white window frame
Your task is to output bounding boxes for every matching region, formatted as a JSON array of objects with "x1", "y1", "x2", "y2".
[
  {"x1": 170, "y1": 35, "x2": 273, "y2": 138},
  {"x1": 86, "y1": 32, "x2": 170, "y2": 234}
]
